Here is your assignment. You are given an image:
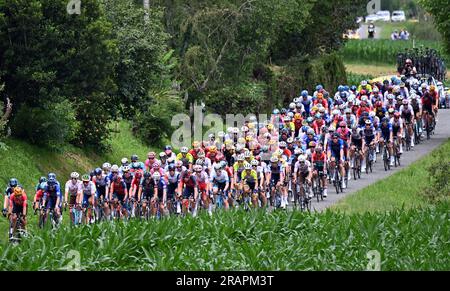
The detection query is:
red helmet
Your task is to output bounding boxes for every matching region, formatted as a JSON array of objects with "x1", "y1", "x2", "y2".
[
  {"x1": 215, "y1": 153, "x2": 224, "y2": 161},
  {"x1": 375, "y1": 101, "x2": 382, "y2": 107},
  {"x1": 360, "y1": 90, "x2": 367, "y2": 96},
  {"x1": 394, "y1": 112, "x2": 400, "y2": 118},
  {"x1": 339, "y1": 121, "x2": 346, "y2": 127}
]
